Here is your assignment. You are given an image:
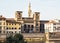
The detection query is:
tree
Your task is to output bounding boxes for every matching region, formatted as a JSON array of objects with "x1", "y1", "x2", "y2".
[
  {"x1": 6, "y1": 35, "x2": 14, "y2": 43},
  {"x1": 0, "y1": 41, "x2": 2, "y2": 43},
  {"x1": 14, "y1": 33, "x2": 25, "y2": 43},
  {"x1": 5, "y1": 33, "x2": 27, "y2": 43}
]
